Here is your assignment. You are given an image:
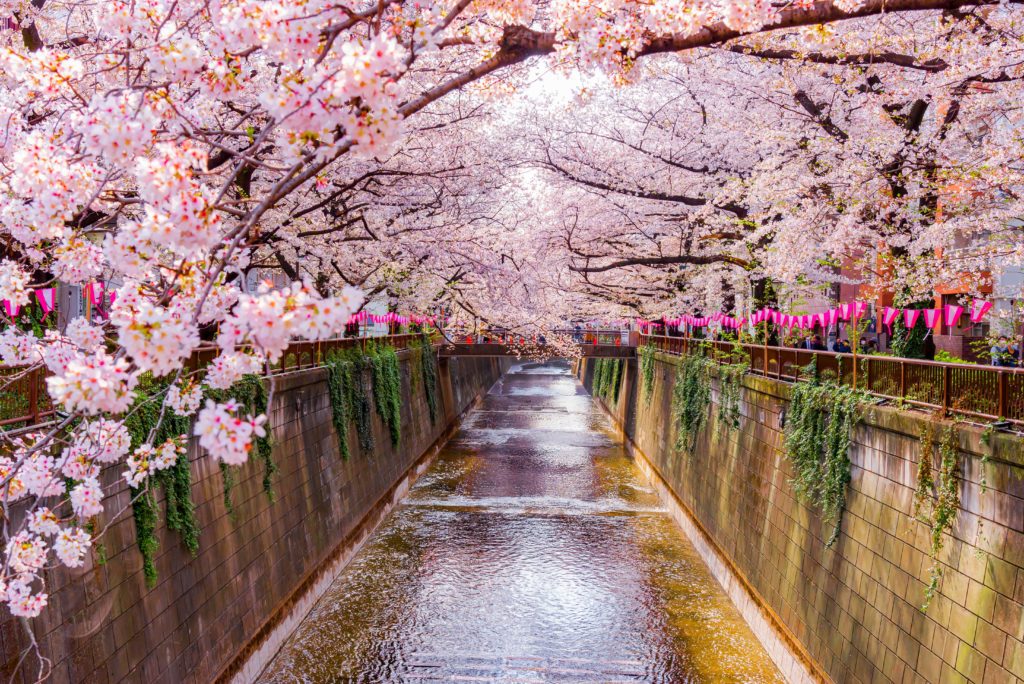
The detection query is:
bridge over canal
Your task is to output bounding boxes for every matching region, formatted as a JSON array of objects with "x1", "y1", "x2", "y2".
[{"x1": 438, "y1": 342, "x2": 634, "y2": 358}]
